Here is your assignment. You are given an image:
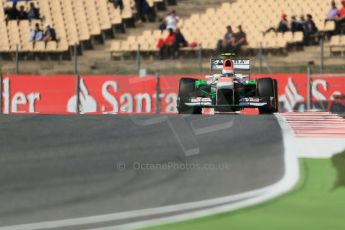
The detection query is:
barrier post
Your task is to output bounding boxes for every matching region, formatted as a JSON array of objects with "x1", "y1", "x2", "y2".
[
  {"x1": 342, "y1": 29, "x2": 345, "y2": 57},
  {"x1": 137, "y1": 44, "x2": 141, "y2": 75},
  {"x1": 259, "y1": 43, "x2": 263, "y2": 74},
  {"x1": 320, "y1": 38, "x2": 324, "y2": 73},
  {"x1": 73, "y1": 43, "x2": 78, "y2": 74},
  {"x1": 198, "y1": 44, "x2": 203, "y2": 74},
  {"x1": 0, "y1": 71, "x2": 2, "y2": 114},
  {"x1": 15, "y1": 44, "x2": 19, "y2": 74},
  {"x1": 76, "y1": 74, "x2": 80, "y2": 114},
  {"x1": 156, "y1": 72, "x2": 161, "y2": 114},
  {"x1": 307, "y1": 62, "x2": 314, "y2": 111}
]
